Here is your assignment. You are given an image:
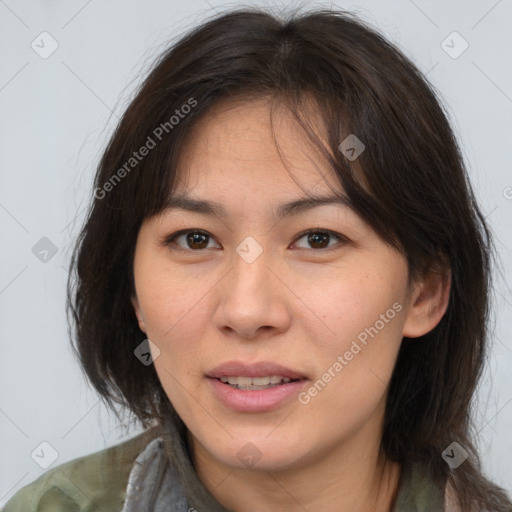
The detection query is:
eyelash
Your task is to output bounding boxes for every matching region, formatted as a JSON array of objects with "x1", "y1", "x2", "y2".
[{"x1": 162, "y1": 228, "x2": 348, "y2": 252}]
